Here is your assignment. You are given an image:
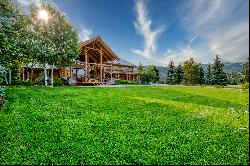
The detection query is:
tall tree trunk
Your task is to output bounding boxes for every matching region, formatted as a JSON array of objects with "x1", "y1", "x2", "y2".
[
  {"x1": 51, "y1": 63, "x2": 54, "y2": 86},
  {"x1": 27, "y1": 68, "x2": 30, "y2": 80},
  {"x1": 44, "y1": 63, "x2": 47, "y2": 86},
  {"x1": 5, "y1": 75, "x2": 8, "y2": 85},
  {"x1": 22, "y1": 67, "x2": 25, "y2": 81},
  {"x1": 8, "y1": 69, "x2": 11, "y2": 85},
  {"x1": 31, "y1": 66, "x2": 33, "y2": 81},
  {"x1": 17, "y1": 67, "x2": 21, "y2": 81}
]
